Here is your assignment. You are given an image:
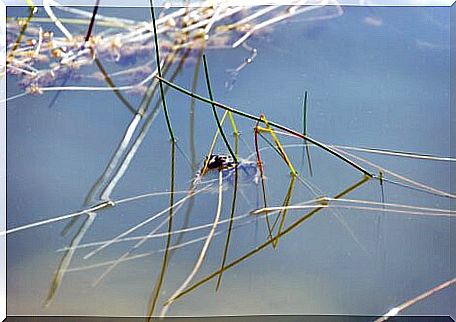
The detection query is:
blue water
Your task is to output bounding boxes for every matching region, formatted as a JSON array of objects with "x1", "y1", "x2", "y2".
[{"x1": 6, "y1": 4, "x2": 455, "y2": 318}]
